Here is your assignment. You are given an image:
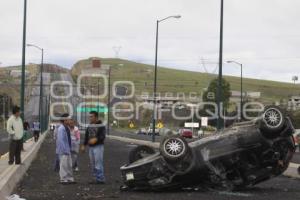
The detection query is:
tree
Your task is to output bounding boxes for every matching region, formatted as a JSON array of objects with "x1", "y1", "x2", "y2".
[
  {"x1": 202, "y1": 78, "x2": 231, "y2": 109},
  {"x1": 200, "y1": 78, "x2": 231, "y2": 128}
]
